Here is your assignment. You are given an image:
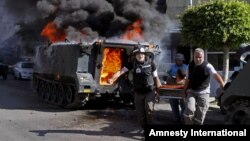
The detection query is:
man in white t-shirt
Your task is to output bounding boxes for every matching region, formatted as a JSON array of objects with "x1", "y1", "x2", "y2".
[{"x1": 183, "y1": 48, "x2": 224, "y2": 125}]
